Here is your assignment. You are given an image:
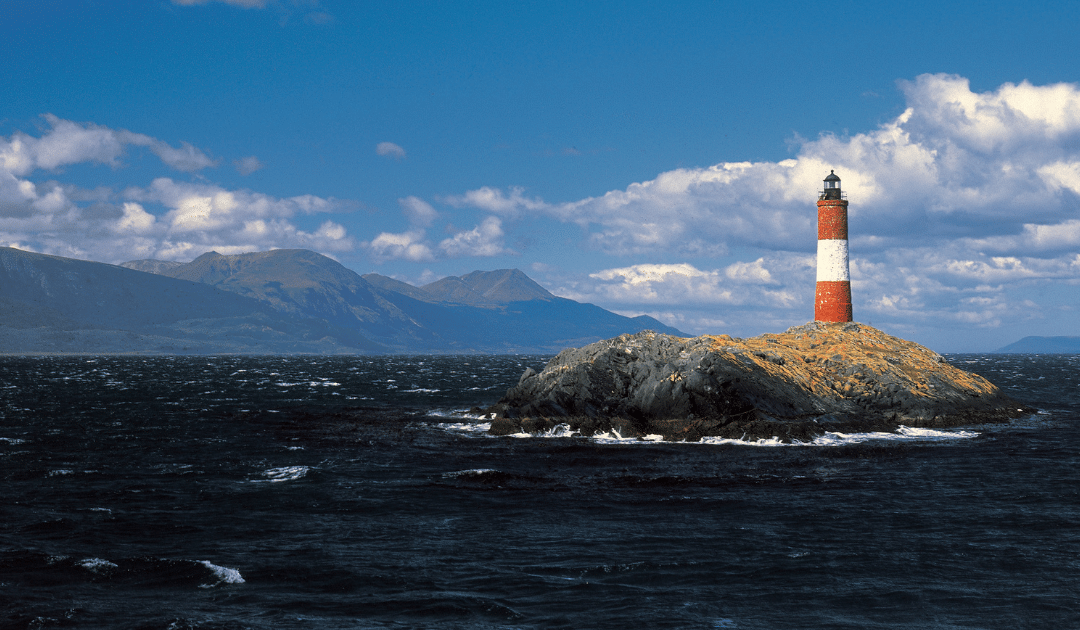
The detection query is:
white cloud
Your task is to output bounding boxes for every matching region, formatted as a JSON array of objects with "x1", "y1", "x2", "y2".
[
  {"x1": 110, "y1": 179, "x2": 354, "y2": 261},
  {"x1": 443, "y1": 185, "x2": 548, "y2": 217},
  {"x1": 117, "y1": 202, "x2": 155, "y2": 234},
  {"x1": 898, "y1": 74, "x2": 1080, "y2": 153},
  {"x1": 399, "y1": 196, "x2": 438, "y2": 227},
  {"x1": 0, "y1": 144, "x2": 356, "y2": 262},
  {"x1": 0, "y1": 114, "x2": 216, "y2": 176},
  {"x1": 439, "y1": 74, "x2": 1080, "y2": 342},
  {"x1": 367, "y1": 230, "x2": 433, "y2": 263},
  {"x1": 144, "y1": 139, "x2": 217, "y2": 172},
  {"x1": 233, "y1": 155, "x2": 264, "y2": 175},
  {"x1": 725, "y1": 258, "x2": 776, "y2": 284},
  {"x1": 560, "y1": 258, "x2": 804, "y2": 309},
  {"x1": 438, "y1": 216, "x2": 512, "y2": 257},
  {"x1": 362, "y1": 197, "x2": 440, "y2": 262},
  {"x1": 362, "y1": 196, "x2": 512, "y2": 262},
  {"x1": 451, "y1": 74, "x2": 1080, "y2": 260},
  {"x1": 376, "y1": 142, "x2": 406, "y2": 159}
]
